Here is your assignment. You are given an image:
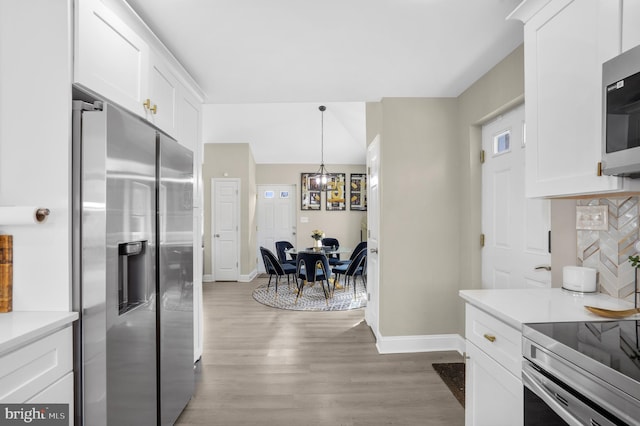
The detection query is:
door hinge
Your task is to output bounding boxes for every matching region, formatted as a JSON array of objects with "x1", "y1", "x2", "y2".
[
  {"x1": 480, "y1": 150, "x2": 486, "y2": 164},
  {"x1": 597, "y1": 162, "x2": 603, "y2": 176},
  {"x1": 367, "y1": 167, "x2": 371, "y2": 176},
  {"x1": 480, "y1": 234, "x2": 485, "y2": 247}
]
